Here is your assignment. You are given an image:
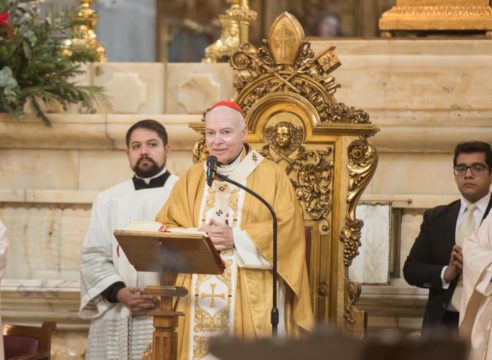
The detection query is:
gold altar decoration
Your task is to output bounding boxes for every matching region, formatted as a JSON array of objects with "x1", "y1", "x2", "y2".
[
  {"x1": 203, "y1": 0, "x2": 256, "y2": 63},
  {"x1": 64, "y1": 0, "x2": 106, "y2": 62},
  {"x1": 191, "y1": 12, "x2": 379, "y2": 336},
  {"x1": 379, "y1": 0, "x2": 492, "y2": 37}
]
